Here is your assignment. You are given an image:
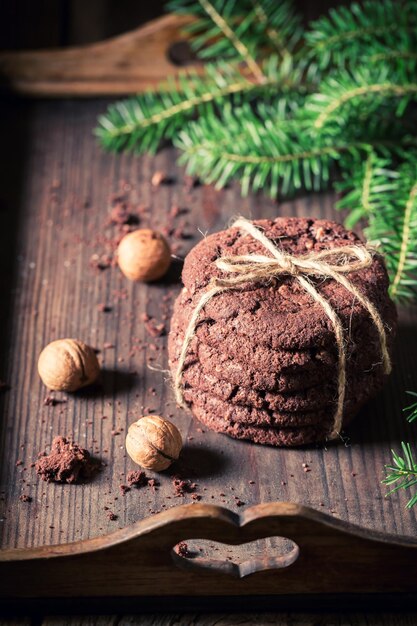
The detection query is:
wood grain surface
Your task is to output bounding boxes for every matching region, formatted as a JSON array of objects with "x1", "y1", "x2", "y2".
[{"x1": 0, "y1": 98, "x2": 417, "y2": 557}]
